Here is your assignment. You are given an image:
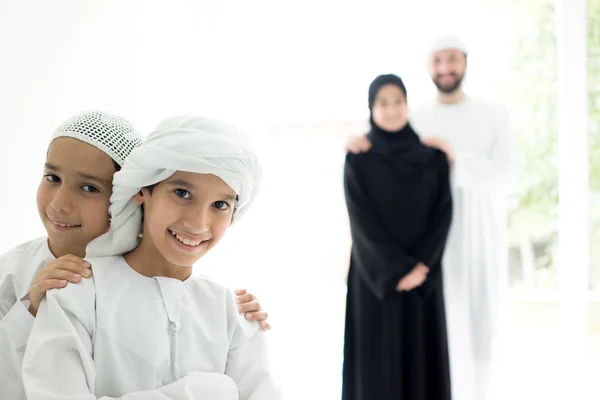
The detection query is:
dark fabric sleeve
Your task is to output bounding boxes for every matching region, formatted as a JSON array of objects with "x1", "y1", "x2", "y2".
[
  {"x1": 412, "y1": 153, "x2": 453, "y2": 273},
  {"x1": 344, "y1": 154, "x2": 419, "y2": 300}
]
